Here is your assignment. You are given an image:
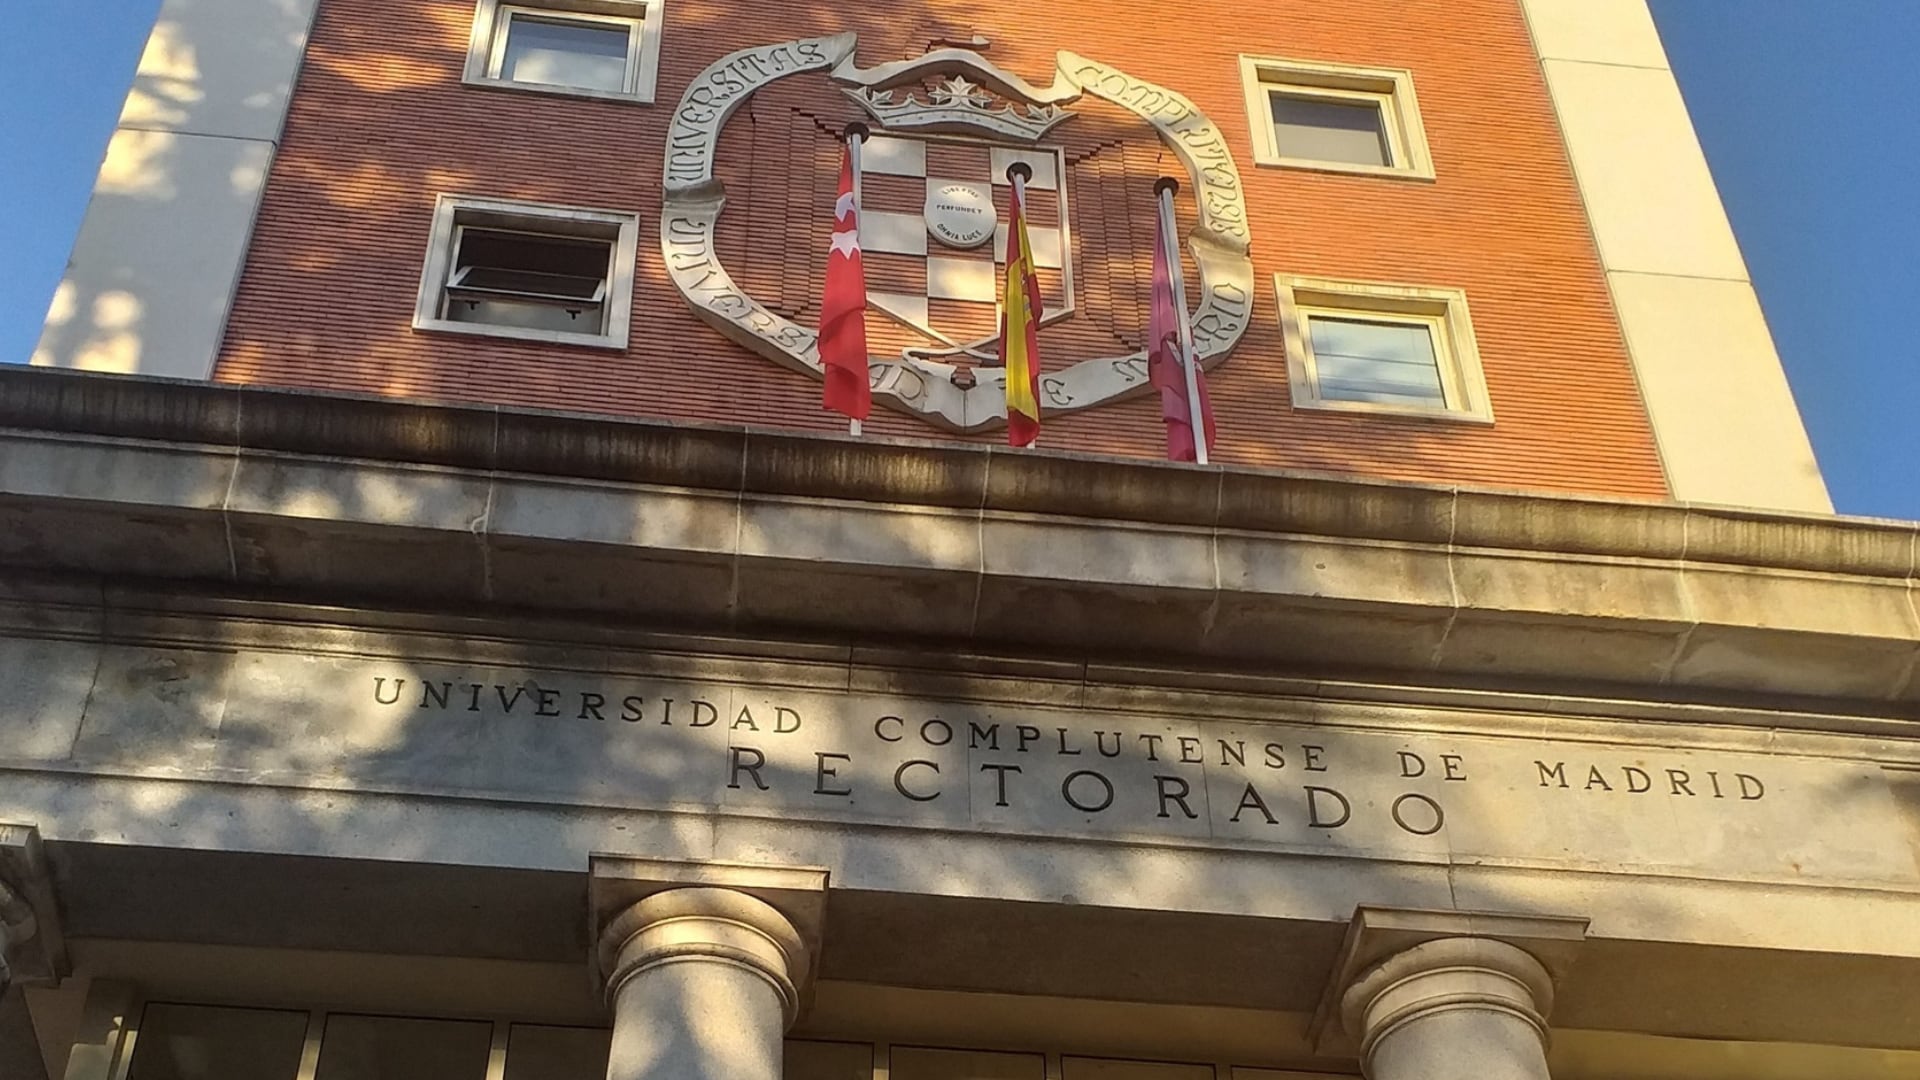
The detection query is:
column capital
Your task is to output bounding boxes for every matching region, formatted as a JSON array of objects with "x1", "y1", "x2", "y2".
[
  {"x1": 1, "y1": 824, "x2": 67, "y2": 994},
  {"x1": 1309, "y1": 907, "x2": 1587, "y2": 1060},
  {"x1": 1340, "y1": 936, "x2": 1555, "y2": 1065},
  {"x1": 588, "y1": 856, "x2": 828, "y2": 1025}
]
